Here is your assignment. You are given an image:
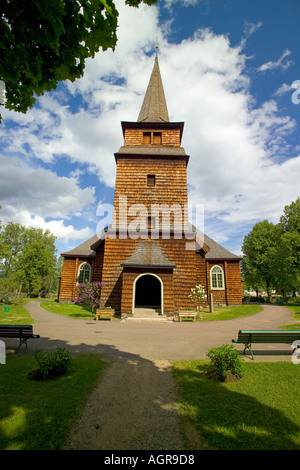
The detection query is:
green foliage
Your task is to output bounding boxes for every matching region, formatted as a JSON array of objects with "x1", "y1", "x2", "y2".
[
  {"x1": 74, "y1": 281, "x2": 105, "y2": 312},
  {"x1": 242, "y1": 198, "x2": 300, "y2": 296},
  {"x1": 0, "y1": 0, "x2": 157, "y2": 121},
  {"x1": 206, "y1": 344, "x2": 244, "y2": 381},
  {"x1": 0, "y1": 274, "x2": 20, "y2": 302},
  {"x1": 33, "y1": 347, "x2": 72, "y2": 380},
  {"x1": 0, "y1": 222, "x2": 57, "y2": 297}
]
